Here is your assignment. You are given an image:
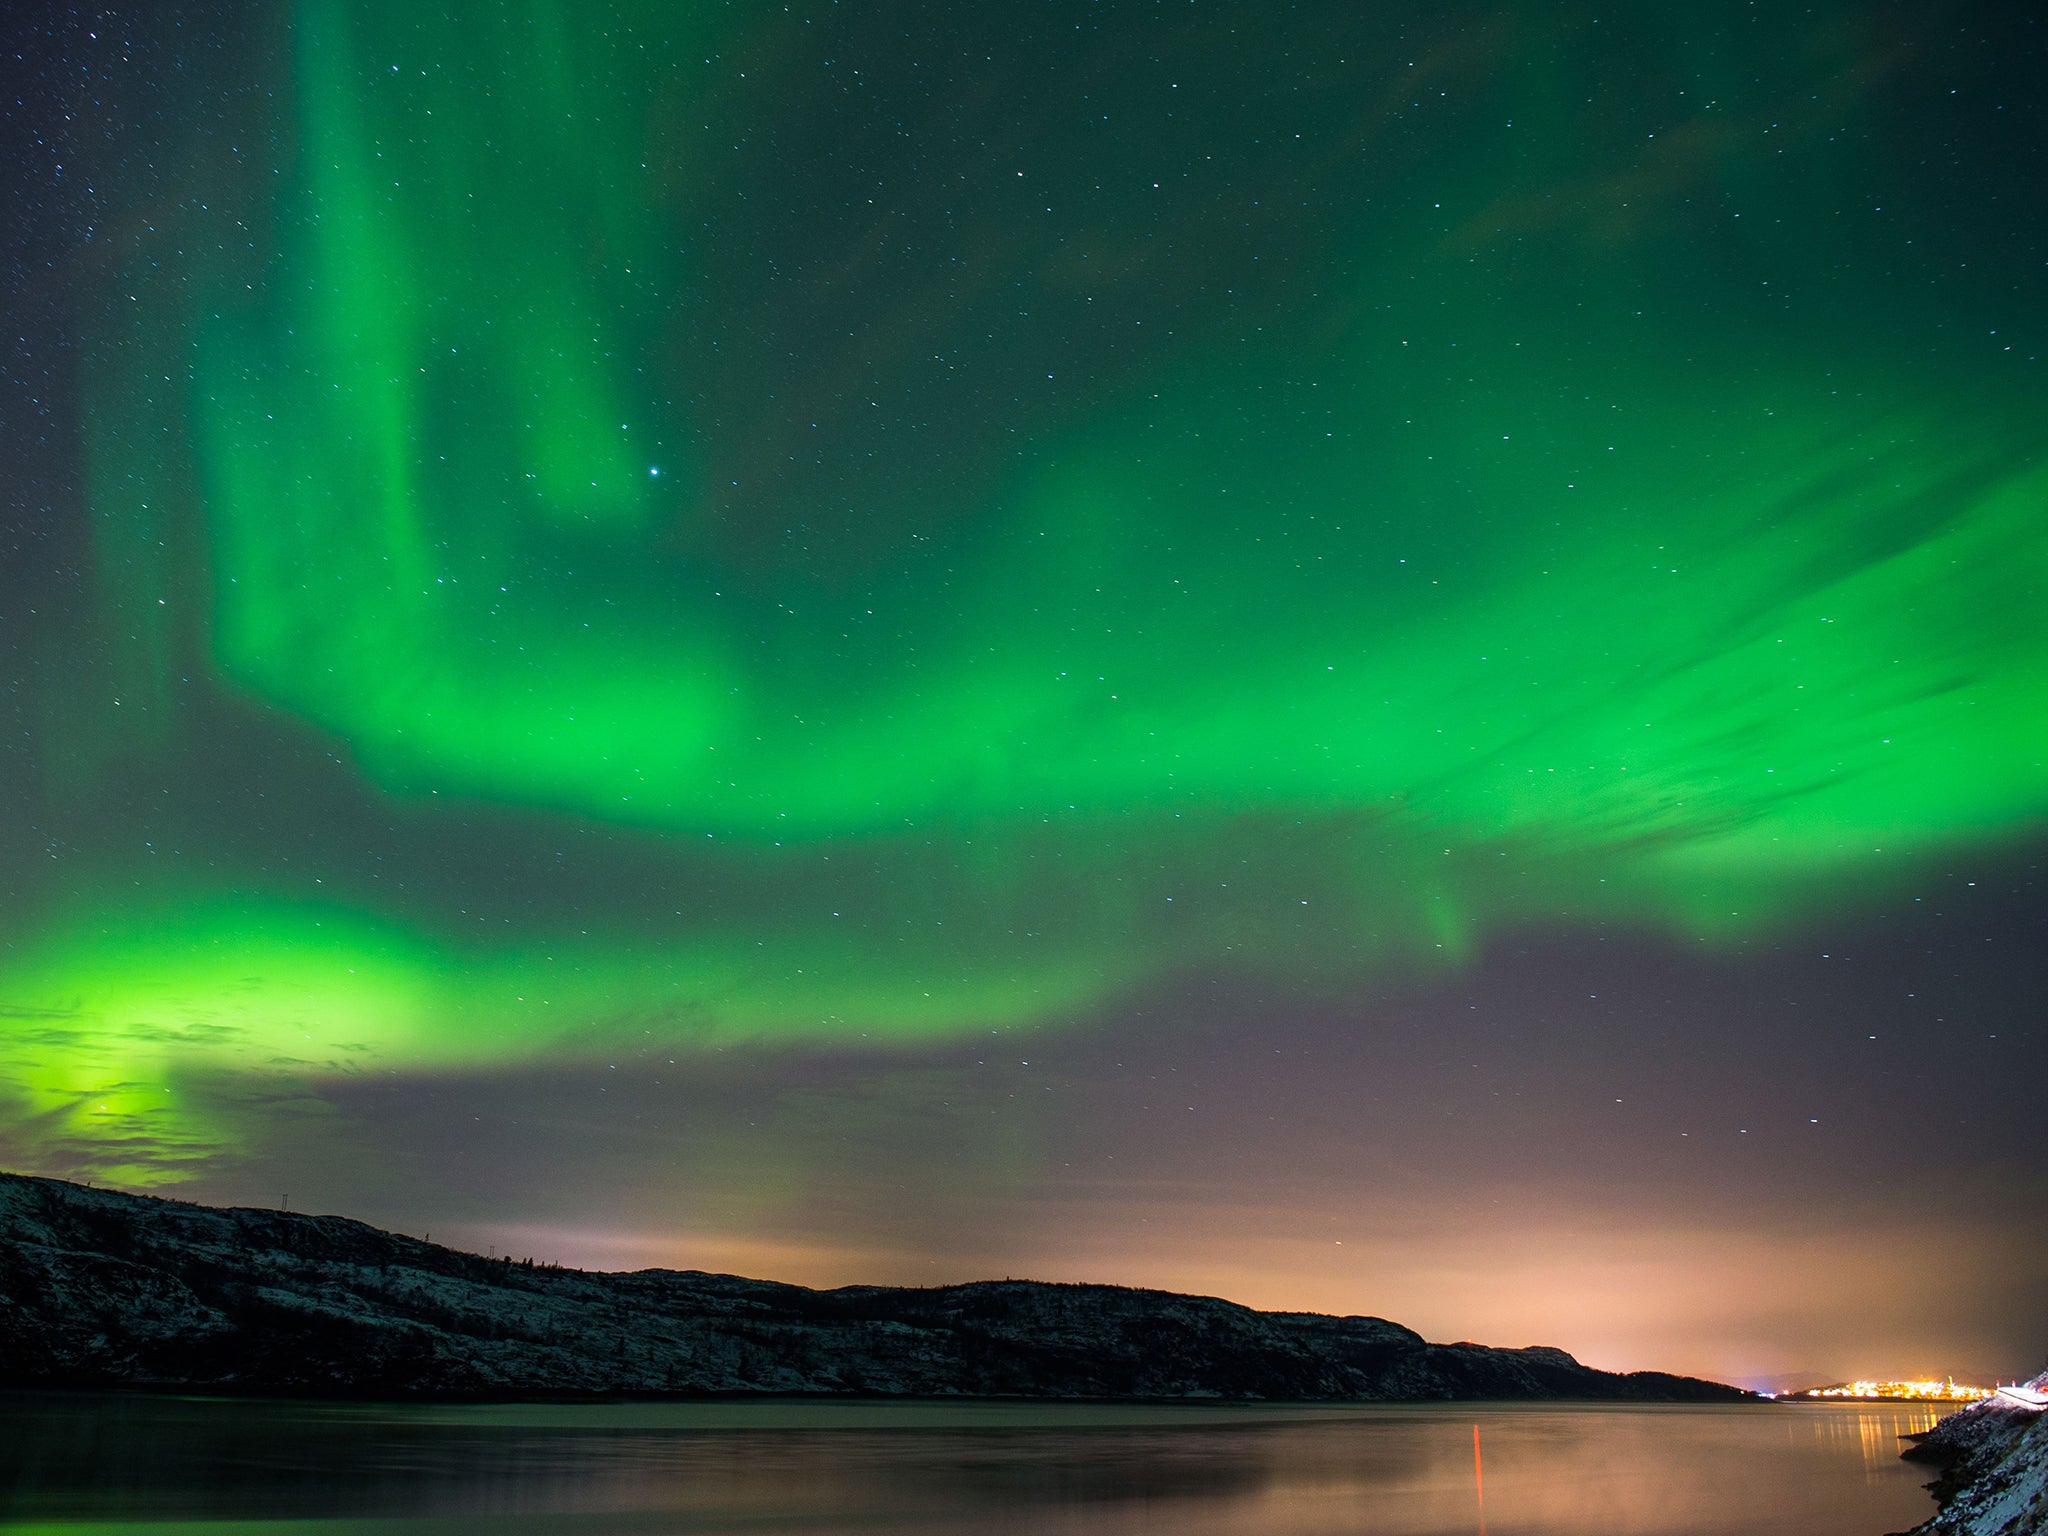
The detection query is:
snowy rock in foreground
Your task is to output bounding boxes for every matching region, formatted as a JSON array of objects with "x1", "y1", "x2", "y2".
[{"x1": 1902, "y1": 1373, "x2": 2048, "y2": 1536}]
